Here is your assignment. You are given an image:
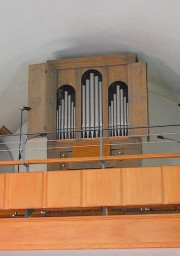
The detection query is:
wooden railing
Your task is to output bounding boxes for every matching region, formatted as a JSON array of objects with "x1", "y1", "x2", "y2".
[
  {"x1": 0, "y1": 152, "x2": 180, "y2": 166},
  {"x1": 0, "y1": 153, "x2": 180, "y2": 250},
  {"x1": 0, "y1": 165, "x2": 179, "y2": 210}
]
